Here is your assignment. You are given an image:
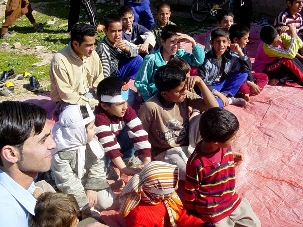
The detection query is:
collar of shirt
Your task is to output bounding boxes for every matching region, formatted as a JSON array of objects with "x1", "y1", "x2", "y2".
[{"x1": 0, "y1": 169, "x2": 36, "y2": 215}]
